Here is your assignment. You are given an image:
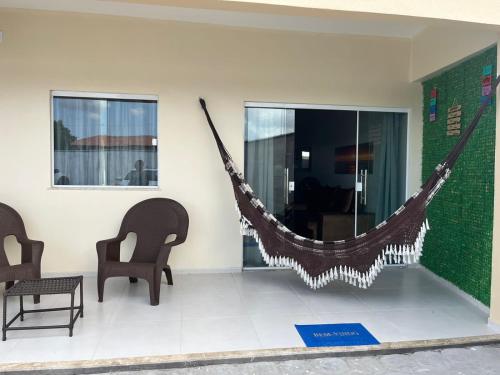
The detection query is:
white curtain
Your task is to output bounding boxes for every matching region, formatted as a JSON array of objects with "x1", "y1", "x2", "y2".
[
  {"x1": 244, "y1": 108, "x2": 294, "y2": 266},
  {"x1": 106, "y1": 100, "x2": 158, "y2": 186},
  {"x1": 53, "y1": 98, "x2": 104, "y2": 186},
  {"x1": 245, "y1": 108, "x2": 294, "y2": 215}
]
